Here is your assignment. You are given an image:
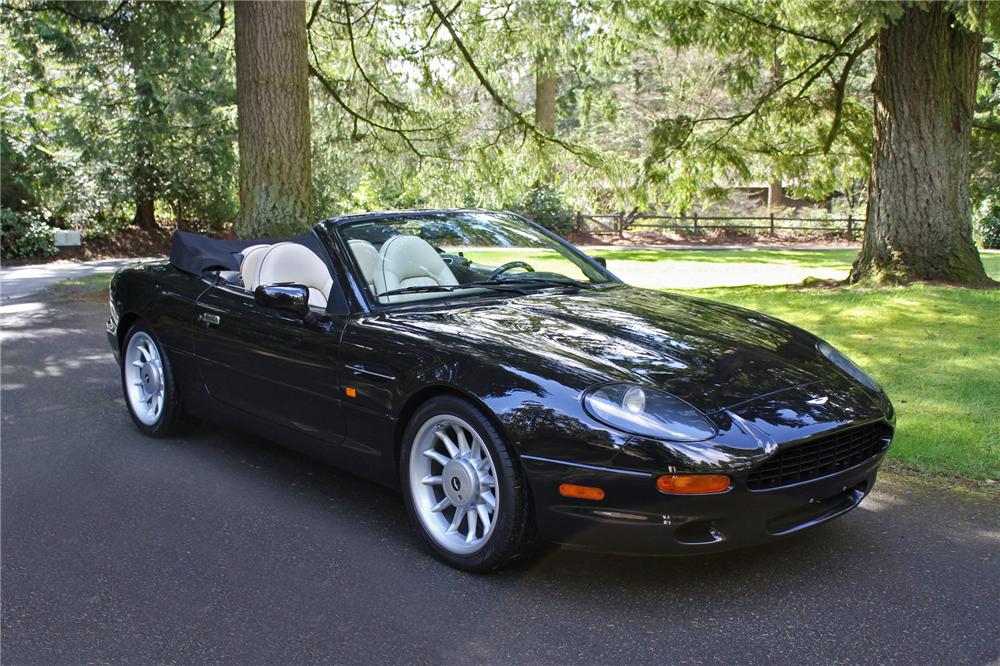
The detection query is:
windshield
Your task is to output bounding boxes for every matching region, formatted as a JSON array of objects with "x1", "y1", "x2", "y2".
[{"x1": 336, "y1": 211, "x2": 614, "y2": 304}]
